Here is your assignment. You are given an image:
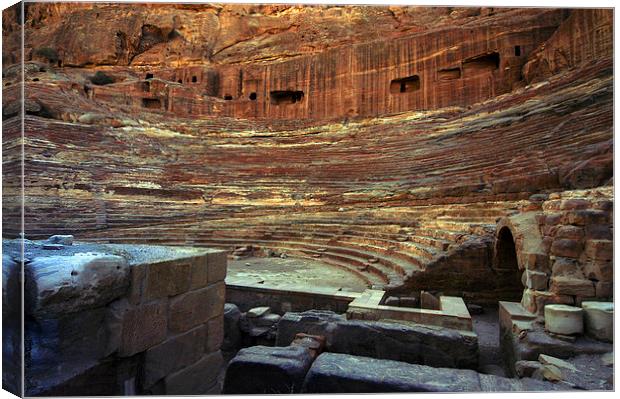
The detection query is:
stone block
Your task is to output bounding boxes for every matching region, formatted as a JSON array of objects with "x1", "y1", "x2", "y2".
[
  {"x1": 127, "y1": 264, "x2": 147, "y2": 305},
  {"x1": 189, "y1": 255, "x2": 209, "y2": 290},
  {"x1": 399, "y1": 296, "x2": 419, "y2": 308},
  {"x1": 581, "y1": 301, "x2": 613, "y2": 342},
  {"x1": 143, "y1": 324, "x2": 207, "y2": 388},
  {"x1": 277, "y1": 310, "x2": 477, "y2": 369},
  {"x1": 585, "y1": 224, "x2": 612, "y2": 240},
  {"x1": 143, "y1": 259, "x2": 191, "y2": 300},
  {"x1": 478, "y1": 374, "x2": 563, "y2": 392},
  {"x1": 223, "y1": 346, "x2": 313, "y2": 394},
  {"x1": 302, "y1": 353, "x2": 481, "y2": 393},
  {"x1": 2, "y1": 254, "x2": 20, "y2": 316},
  {"x1": 291, "y1": 333, "x2": 326, "y2": 359},
  {"x1": 247, "y1": 306, "x2": 270, "y2": 318},
  {"x1": 521, "y1": 289, "x2": 574, "y2": 315},
  {"x1": 583, "y1": 259, "x2": 612, "y2": 281},
  {"x1": 384, "y1": 296, "x2": 400, "y2": 306},
  {"x1": 223, "y1": 303, "x2": 242, "y2": 352},
  {"x1": 276, "y1": 310, "x2": 346, "y2": 347},
  {"x1": 515, "y1": 360, "x2": 542, "y2": 378},
  {"x1": 525, "y1": 252, "x2": 550, "y2": 273},
  {"x1": 584, "y1": 239, "x2": 612, "y2": 261},
  {"x1": 551, "y1": 257, "x2": 581, "y2": 276},
  {"x1": 107, "y1": 299, "x2": 168, "y2": 357},
  {"x1": 567, "y1": 210, "x2": 608, "y2": 226},
  {"x1": 595, "y1": 281, "x2": 613, "y2": 298},
  {"x1": 420, "y1": 290, "x2": 440, "y2": 310},
  {"x1": 26, "y1": 253, "x2": 129, "y2": 316},
  {"x1": 330, "y1": 319, "x2": 478, "y2": 369},
  {"x1": 28, "y1": 307, "x2": 111, "y2": 388},
  {"x1": 523, "y1": 270, "x2": 548, "y2": 290},
  {"x1": 206, "y1": 314, "x2": 224, "y2": 352},
  {"x1": 47, "y1": 235, "x2": 74, "y2": 245},
  {"x1": 168, "y1": 282, "x2": 225, "y2": 333},
  {"x1": 541, "y1": 236, "x2": 553, "y2": 253},
  {"x1": 550, "y1": 276, "x2": 595, "y2": 297},
  {"x1": 164, "y1": 351, "x2": 223, "y2": 395},
  {"x1": 549, "y1": 239, "x2": 582, "y2": 259},
  {"x1": 542, "y1": 200, "x2": 561, "y2": 211},
  {"x1": 554, "y1": 225, "x2": 584, "y2": 240},
  {"x1": 544, "y1": 304, "x2": 583, "y2": 335},
  {"x1": 544, "y1": 213, "x2": 562, "y2": 225},
  {"x1": 538, "y1": 354, "x2": 578, "y2": 372},
  {"x1": 207, "y1": 251, "x2": 227, "y2": 283},
  {"x1": 559, "y1": 199, "x2": 590, "y2": 210}
]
